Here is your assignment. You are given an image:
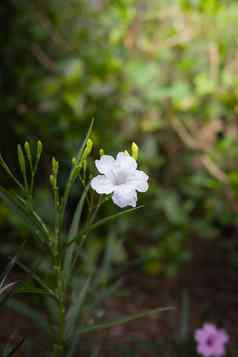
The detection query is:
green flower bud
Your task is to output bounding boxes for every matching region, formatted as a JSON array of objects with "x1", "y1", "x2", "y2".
[
  {"x1": 72, "y1": 157, "x2": 77, "y2": 166},
  {"x1": 17, "y1": 145, "x2": 27, "y2": 186},
  {"x1": 24, "y1": 142, "x2": 32, "y2": 167},
  {"x1": 49, "y1": 174, "x2": 54, "y2": 186},
  {"x1": 52, "y1": 157, "x2": 59, "y2": 176},
  {"x1": 34, "y1": 140, "x2": 43, "y2": 172},
  {"x1": 82, "y1": 138, "x2": 93, "y2": 162},
  {"x1": 131, "y1": 142, "x2": 139, "y2": 160},
  {"x1": 36, "y1": 141, "x2": 43, "y2": 162},
  {"x1": 99, "y1": 148, "x2": 105, "y2": 157}
]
